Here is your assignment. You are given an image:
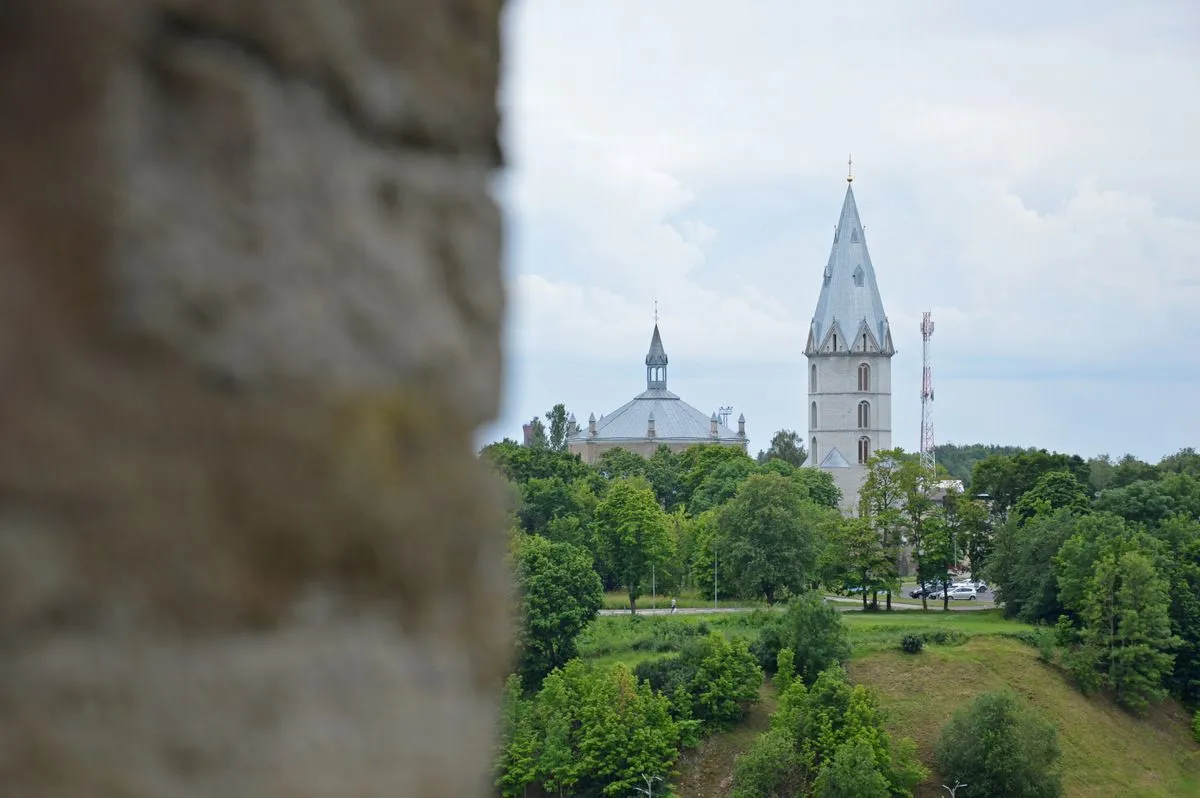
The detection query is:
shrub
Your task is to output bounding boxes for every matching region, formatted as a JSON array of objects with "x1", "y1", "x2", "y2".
[
  {"x1": 775, "y1": 647, "x2": 796, "y2": 693},
  {"x1": 1193, "y1": 710, "x2": 1200, "y2": 744},
  {"x1": 752, "y1": 593, "x2": 851, "y2": 684},
  {"x1": 900, "y1": 634, "x2": 924, "y2": 654},
  {"x1": 635, "y1": 633, "x2": 762, "y2": 733},
  {"x1": 731, "y1": 727, "x2": 803, "y2": 798},
  {"x1": 934, "y1": 689, "x2": 1063, "y2": 798}
]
